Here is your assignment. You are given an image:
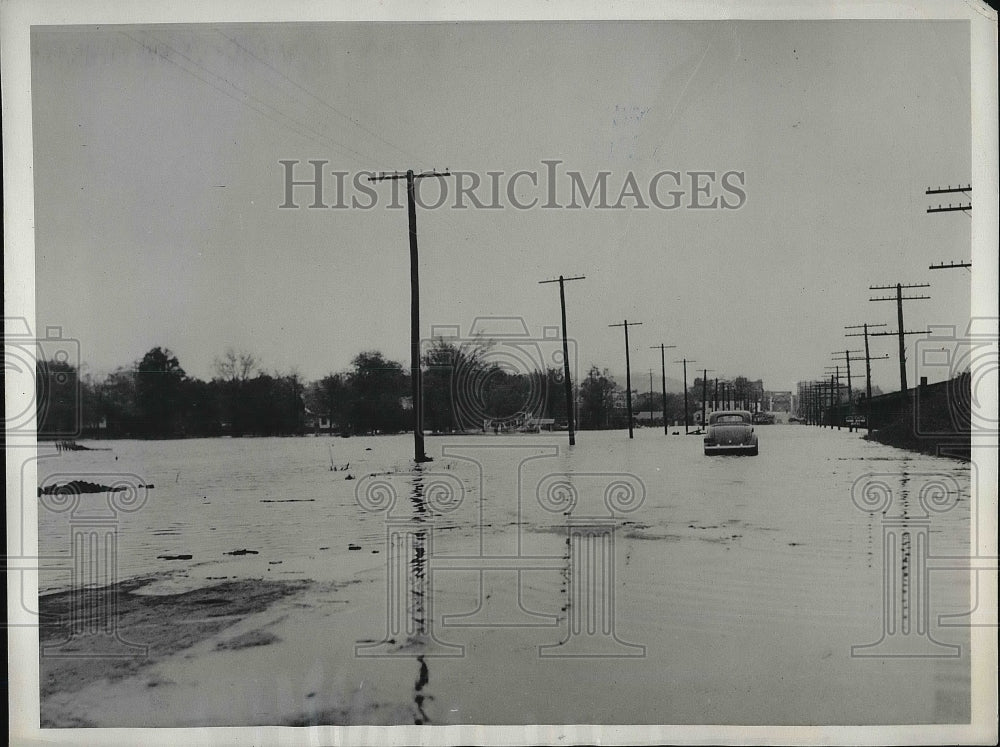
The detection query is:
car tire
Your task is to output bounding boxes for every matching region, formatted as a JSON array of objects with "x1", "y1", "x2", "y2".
[{"x1": 749, "y1": 446, "x2": 758, "y2": 456}]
